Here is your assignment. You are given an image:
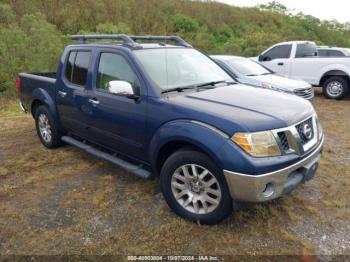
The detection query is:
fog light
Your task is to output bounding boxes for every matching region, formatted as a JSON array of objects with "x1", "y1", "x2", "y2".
[{"x1": 262, "y1": 182, "x2": 274, "y2": 197}]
